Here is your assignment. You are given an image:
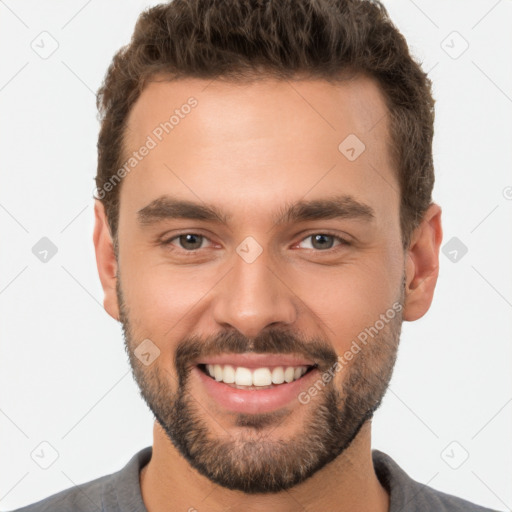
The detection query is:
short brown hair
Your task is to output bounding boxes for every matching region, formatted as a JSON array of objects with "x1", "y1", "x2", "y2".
[{"x1": 95, "y1": 0, "x2": 435, "y2": 250}]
